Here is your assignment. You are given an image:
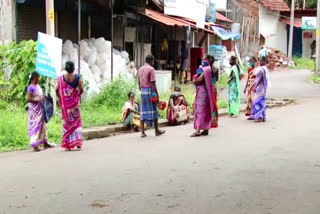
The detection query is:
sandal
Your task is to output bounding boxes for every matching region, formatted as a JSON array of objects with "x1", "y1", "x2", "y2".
[
  {"x1": 33, "y1": 147, "x2": 41, "y2": 152},
  {"x1": 190, "y1": 132, "x2": 201, "y2": 137},
  {"x1": 156, "y1": 130, "x2": 166, "y2": 136},
  {"x1": 201, "y1": 130, "x2": 209, "y2": 136}
]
